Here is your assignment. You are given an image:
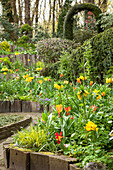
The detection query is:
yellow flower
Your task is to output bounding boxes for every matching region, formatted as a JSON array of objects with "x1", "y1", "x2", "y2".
[
  {"x1": 15, "y1": 52, "x2": 19, "y2": 55},
  {"x1": 77, "y1": 91, "x2": 82, "y2": 100},
  {"x1": 57, "y1": 85, "x2": 61, "y2": 90},
  {"x1": 26, "y1": 77, "x2": 34, "y2": 82},
  {"x1": 9, "y1": 69, "x2": 13, "y2": 73},
  {"x1": 60, "y1": 85, "x2": 64, "y2": 89},
  {"x1": 96, "y1": 95, "x2": 101, "y2": 100},
  {"x1": 111, "y1": 78, "x2": 113, "y2": 83},
  {"x1": 79, "y1": 76, "x2": 87, "y2": 80},
  {"x1": 28, "y1": 59, "x2": 30, "y2": 61},
  {"x1": 23, "y1": 74, "x2": 29, "y2": 79},
  {"x1": 64, "y1": 80, "x2": 69, "y2": 84},
  {"x1": 54, "y1": 84, "x2": 62, "y2": 90},
  {"x1": 54, "y1": 84, "x2": 58, "y2": 88},
  {"x1": 37, "y1": 80, "x2": 43, "y2": 84},
  {"x1": 77, "y1": 78, "x2": 81, "y2": 84},
  {"x1": 36, "y1": 67, "x2": 42, "y2": 71},
  {"x1": 56, "y1": 104, "x2": 63, "y2": 113},
  {"x1": 44, "y1": 78, "x2": 48, "y2": 81},
  {"x1": 3, "y1": 72, "x2": 7, "y2": 75},
  {"x1": 92, "y1": 89, "x2": 99, "y2": 95},
  {"x1": 85, "y1": 121, "x2": 98, "y2": 131},
  {"x1": 83, "y1": 90, "x2": 89, "y2": 97},
  {"x1": 106, "y1": 78, "x2": 113, "y2": 83},
  {"x1": 2, "y1": 67, "x2": 9, "y2": 72}
]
